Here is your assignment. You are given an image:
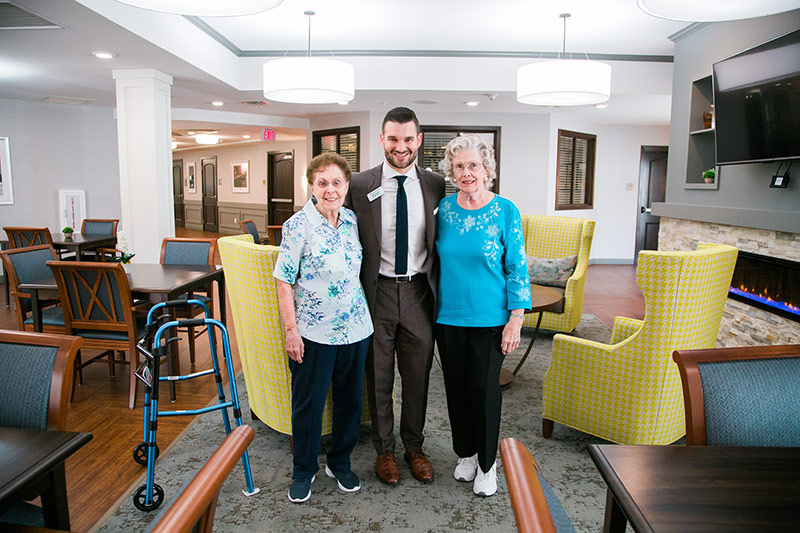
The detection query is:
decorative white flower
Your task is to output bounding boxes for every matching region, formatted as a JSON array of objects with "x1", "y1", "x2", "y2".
[{"x1": 117, "y1": 230, "x2": 130, "y2": 254}]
